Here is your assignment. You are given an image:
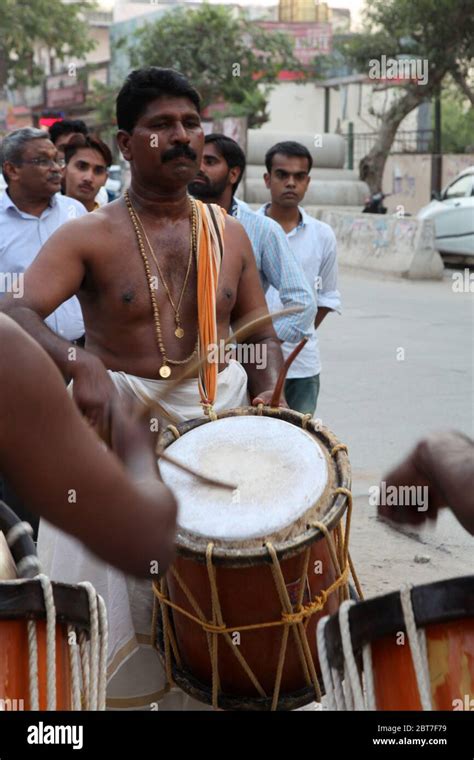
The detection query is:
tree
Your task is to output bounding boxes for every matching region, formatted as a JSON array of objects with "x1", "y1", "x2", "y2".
[
  {"x1": 337, "y1": 0, "x2": 474, "y2": 192},
  {"x1": 436, "y1": 82, "x2": 474, "y2": 153},
  {"x1": 0, "y1": 0, "x2": 96, "y2": 96},
  {"x1": 85, "y1": 79, "x2": 117, "y2": 146},
  {"x1": 125, "y1": 4, "x2": 304, "y2": 128}
]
